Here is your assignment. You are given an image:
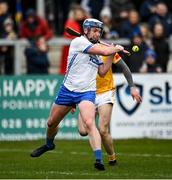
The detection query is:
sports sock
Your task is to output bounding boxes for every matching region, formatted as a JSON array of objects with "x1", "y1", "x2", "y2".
[
  {"x1": 94, "y1": 149, "x2": 102, "y2": 162},
  {"x1": 46, "y1": 137, "x2": 54, "y2": 148},
  {"x1": 108, "y1": 153, "x2": 116, "y2": 161}
]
